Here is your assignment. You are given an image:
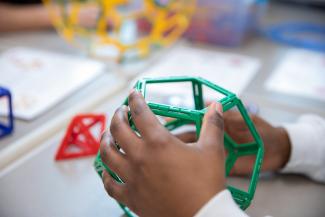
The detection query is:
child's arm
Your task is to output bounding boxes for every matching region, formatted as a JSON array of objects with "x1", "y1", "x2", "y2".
[
  {"x1": 197, "y1": 110, "x2": 325, "y2": 183},
  {"x1": 0, "y1": 3, "x2": 51, "y2": 32}
]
